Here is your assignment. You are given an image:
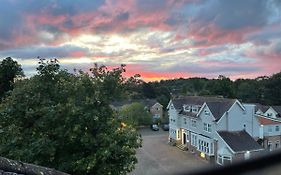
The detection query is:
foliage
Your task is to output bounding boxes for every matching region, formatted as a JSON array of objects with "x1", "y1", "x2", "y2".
[
  {"x1": 119, "y1": 102, "x2": 152, "y2": 126},
  {"x1": 0, "y1": 57, "x2": 24, "y2": 99},
  {"x1": 0, "y1": 59, "x2": 141, "y2": 175}
]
